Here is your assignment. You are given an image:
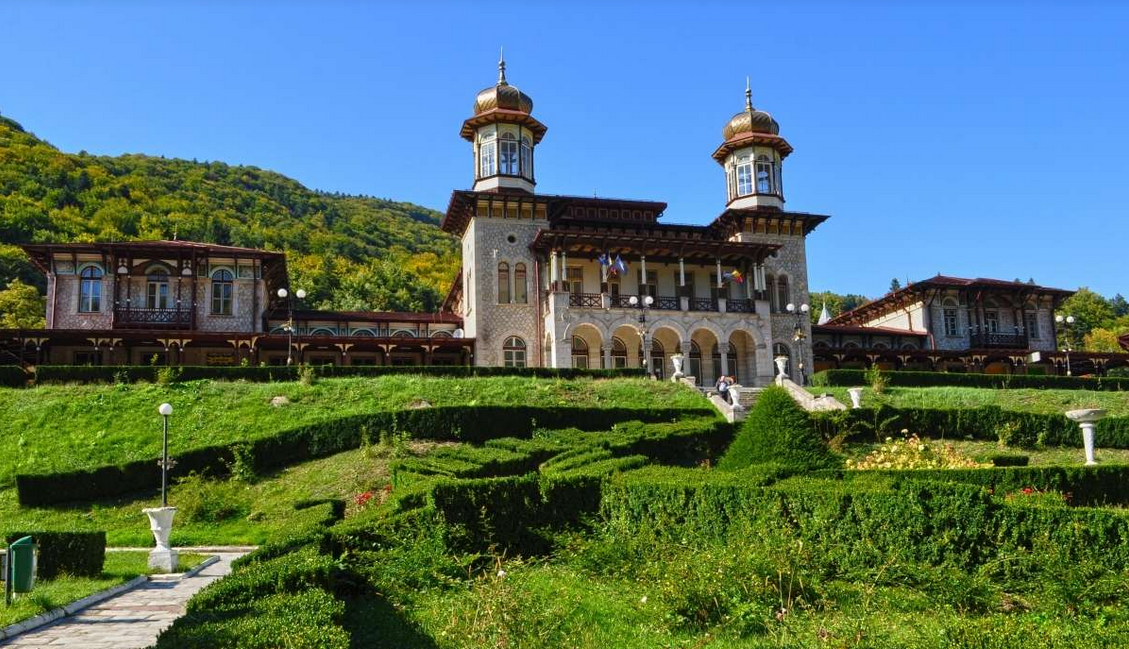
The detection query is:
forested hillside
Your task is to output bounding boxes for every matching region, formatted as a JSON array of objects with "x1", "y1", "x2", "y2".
[{"x1": 0, "y1": 113, "x2": 459, "y2": 325}]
